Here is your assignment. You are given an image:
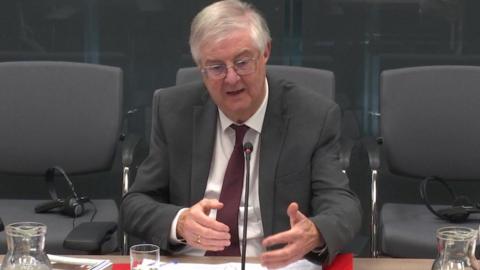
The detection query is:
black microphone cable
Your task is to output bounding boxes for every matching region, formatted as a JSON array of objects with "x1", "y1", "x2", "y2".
[{"x1": 241, "y1": 142, "x2": 253, "y2": 270}]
